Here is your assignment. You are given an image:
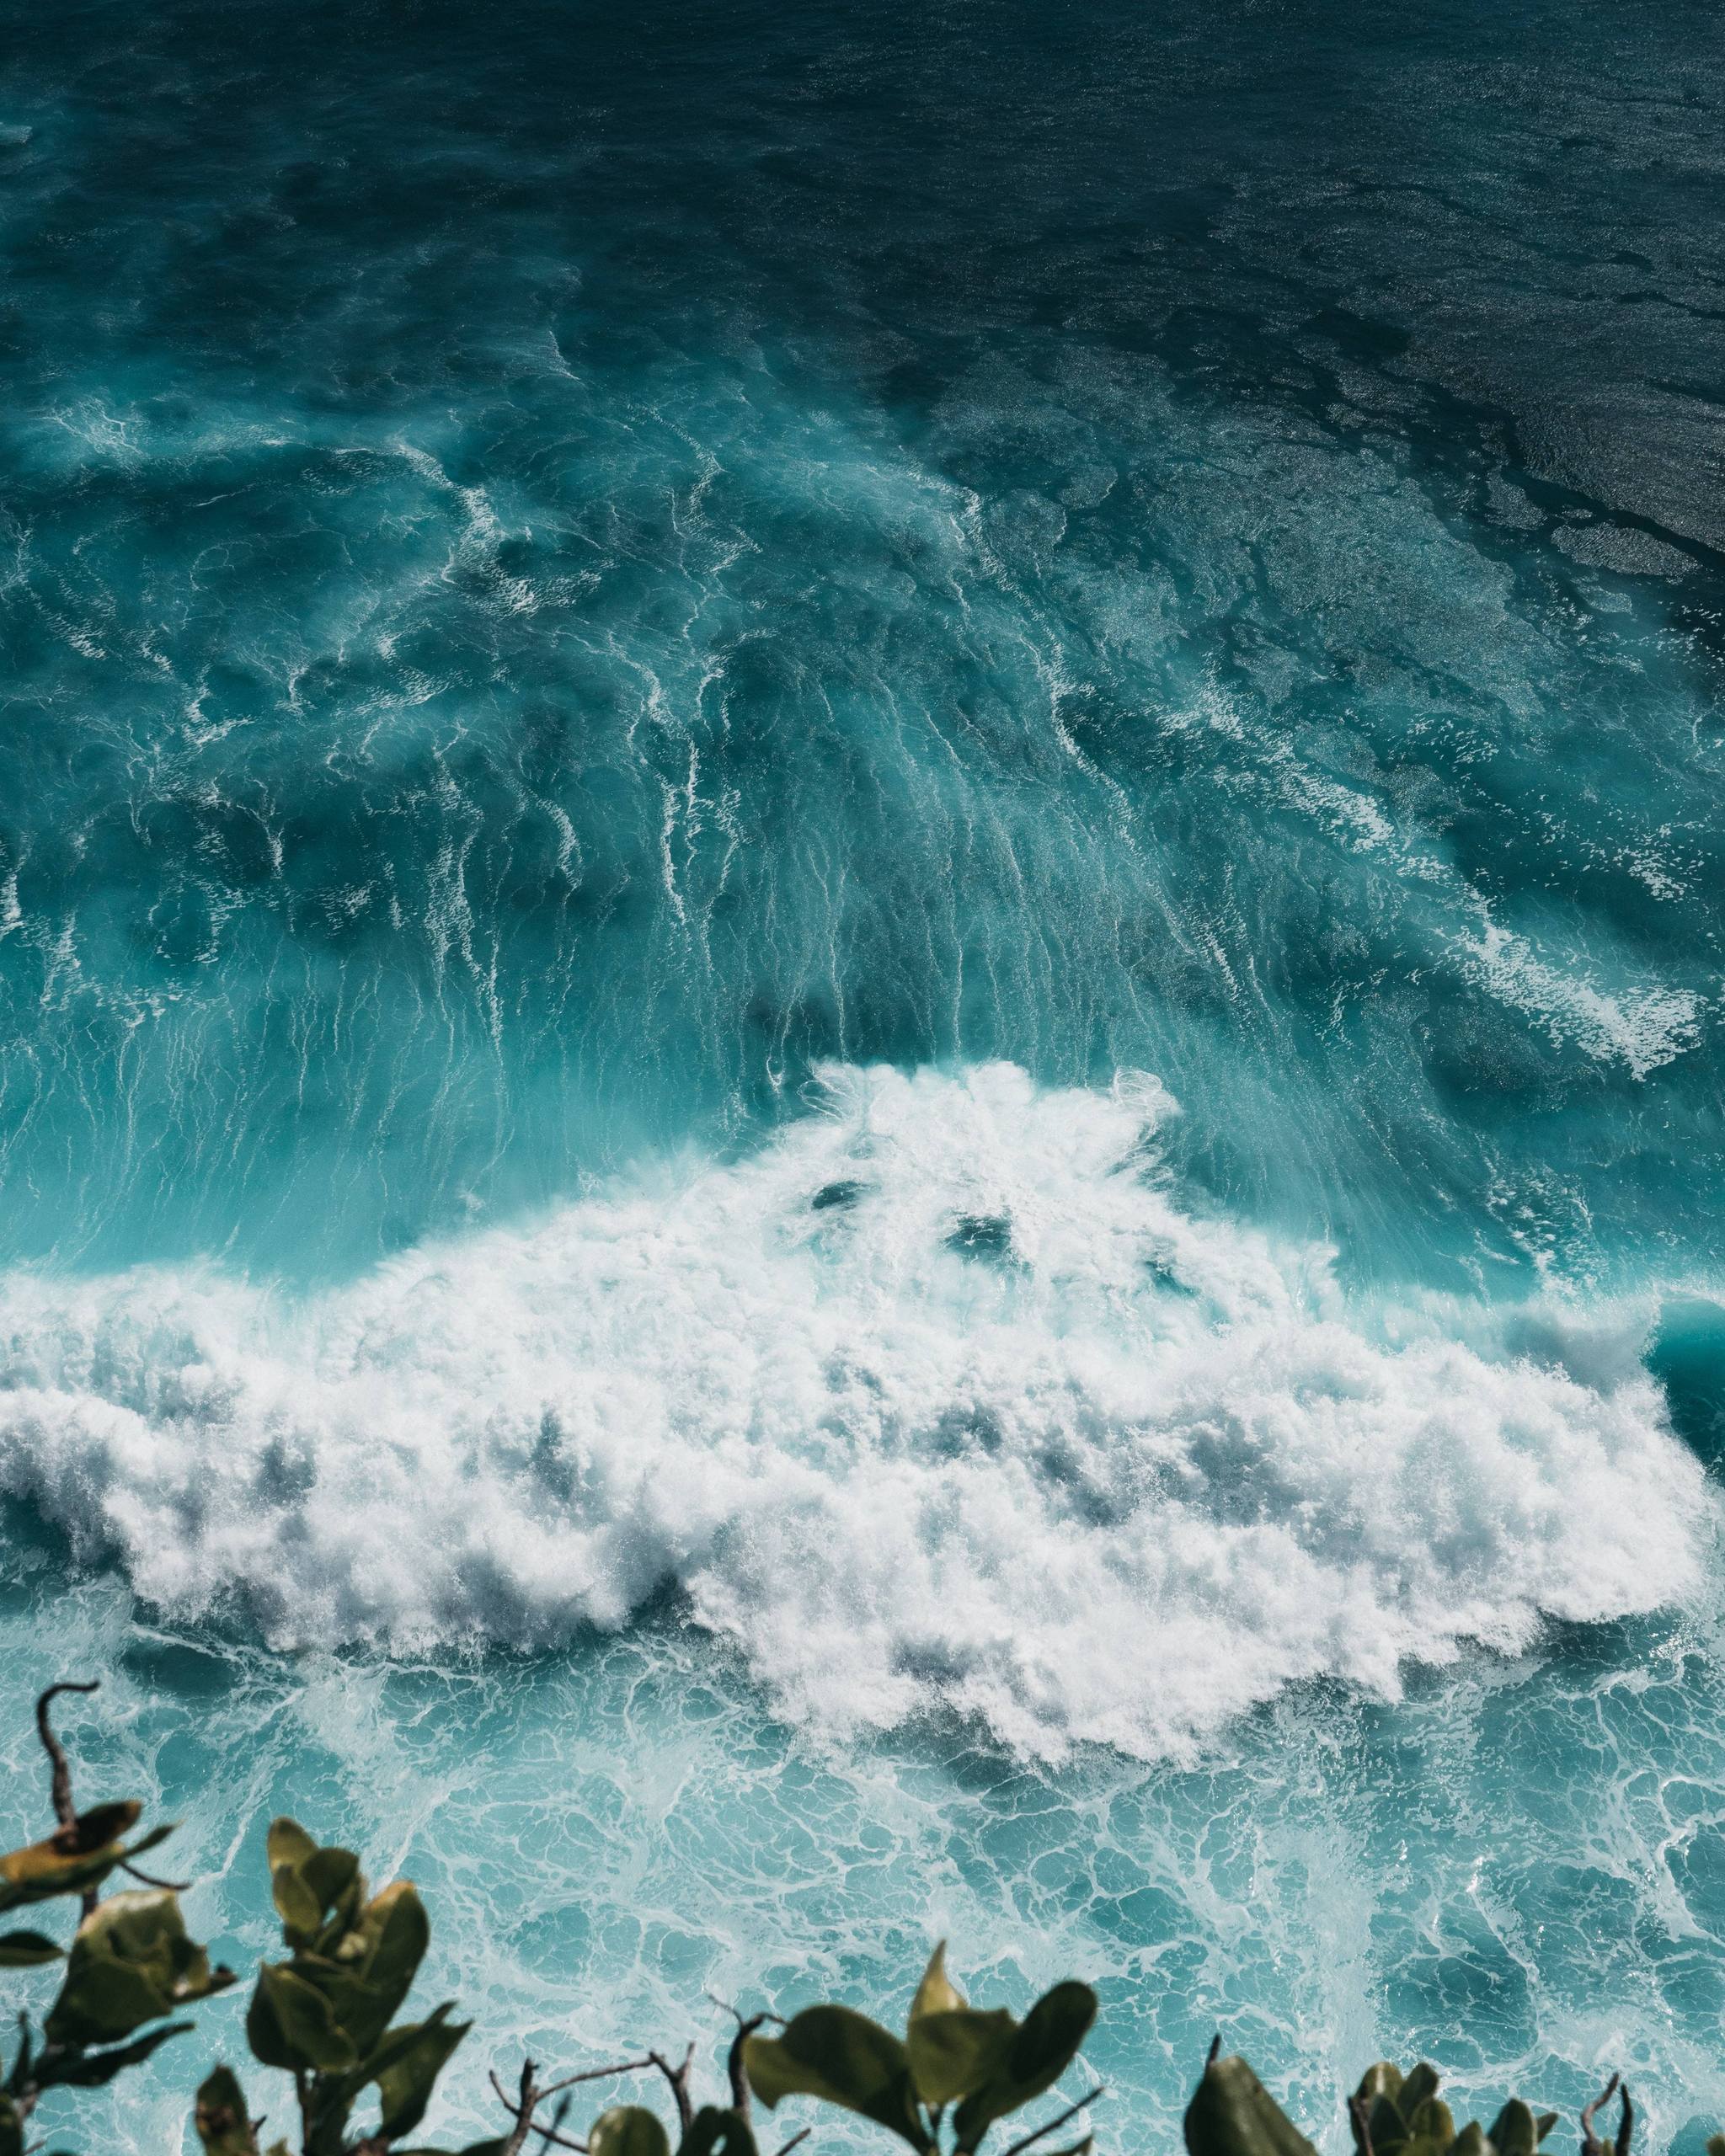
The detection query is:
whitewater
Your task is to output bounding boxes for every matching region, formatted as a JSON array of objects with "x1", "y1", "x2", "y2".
[
  {"x1": 0, "y1": 1062, "x2": 1711, "y2": 1759},
  {"x1": 3, "y1": 0, "x2": 1725, "y2": 2148}
]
